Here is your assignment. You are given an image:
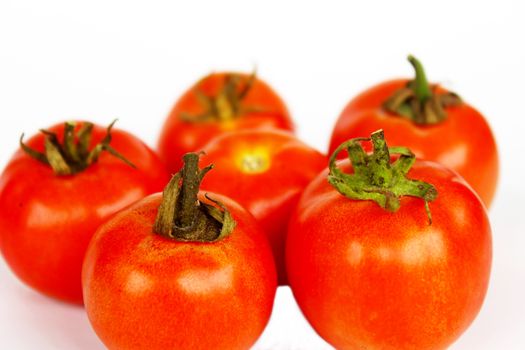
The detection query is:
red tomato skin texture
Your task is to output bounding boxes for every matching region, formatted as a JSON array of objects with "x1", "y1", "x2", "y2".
[
  {"x1": 329, "y1": 79, "x2": 499, "y2": 207},
  {"x1": 0, "y1": 122, "x2": 170, "y2": 304},
  {"x1": 158, "y1": 72, "x2": 294, "y2": 172},
  {"x1": 198, "y1": 129, "x2": 326, "y2": 285},
  {"x1": 82, "y1": 192, "x2": 277, "y2": 350},
  {"x1": 286, "y1": 160, "x2": 492, "y2": 350}
]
